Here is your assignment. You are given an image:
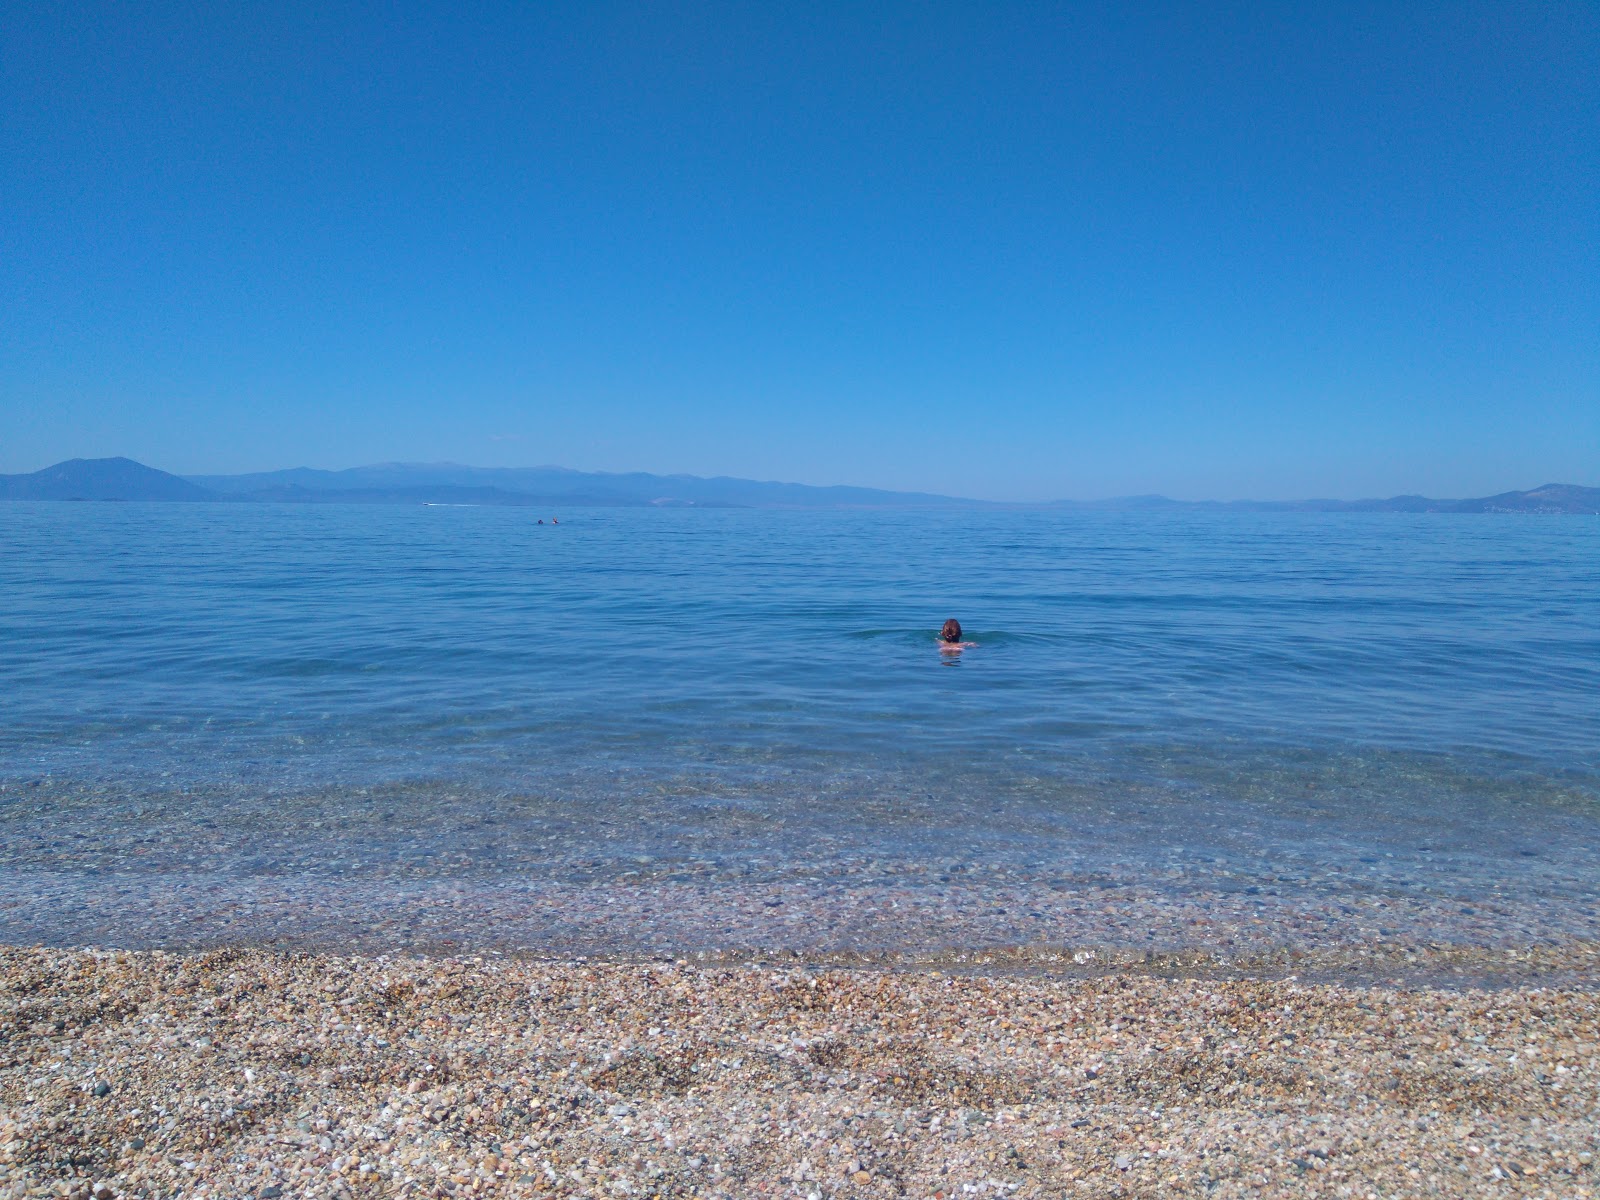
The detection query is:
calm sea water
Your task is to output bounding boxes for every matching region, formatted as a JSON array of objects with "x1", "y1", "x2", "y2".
[{"x1": 2, "y1": 501, "x2": 1597, "y2": 956}]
